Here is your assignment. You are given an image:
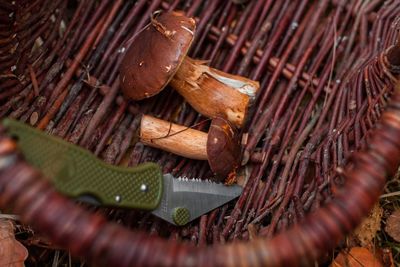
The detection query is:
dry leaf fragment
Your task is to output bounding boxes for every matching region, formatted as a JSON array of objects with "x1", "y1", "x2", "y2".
[
  {"x1": 331, "y1": 247, "x2": 383, "y2": 267},
  {"x1": 0, "y1": 219, "x2": 28, "y2": 267},
  {"x1": 354, "y1": 203, "x2": 383, "y2": 246},
  {"x1": 385, "y1": 209, "x2": 400, "y2": 242}
]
